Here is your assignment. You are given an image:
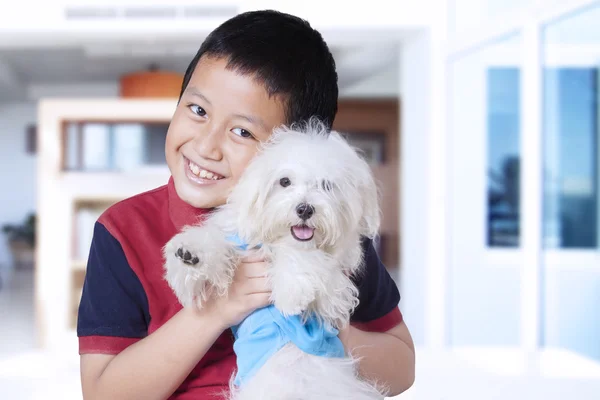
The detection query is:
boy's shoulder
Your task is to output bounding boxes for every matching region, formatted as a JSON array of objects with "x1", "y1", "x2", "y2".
[{"x1": 98, "y1": 182, "x2": 171, "y2": 235}]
